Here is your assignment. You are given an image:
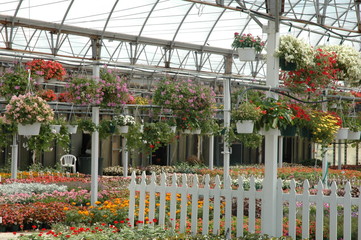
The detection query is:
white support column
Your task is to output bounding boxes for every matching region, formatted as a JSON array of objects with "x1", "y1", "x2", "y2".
[
  {"x1": 262, "y1": 19, "x2": 280, "y2": 237},
  {"x1": 10, "y1": 134, "x2": 18, "y2": 179},
  {"x1": 122, "y1": 107, "x2": 129, "y2": 177},
  {"x1": 91, "y1": 64, "x2": 100, "y2": 206},
  {"x1": 209, "y1": 135, "x2": 214, "y2": 170},
  {"x1": 122, "y1": 137, "x2": 128, "y2": 176},
  {"x1": 223, "y1": 78, "x2": 231, "y2": 180},
  {"x1": 278, "y1": 136, "x2": 283, "y2": 168}
]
